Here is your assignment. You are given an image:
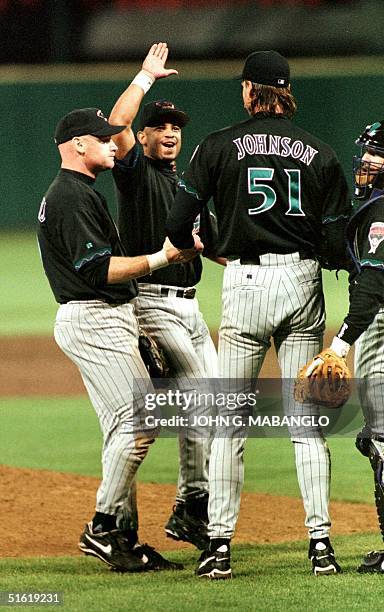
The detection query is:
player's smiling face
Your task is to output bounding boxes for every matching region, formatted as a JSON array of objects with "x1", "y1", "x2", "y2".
[{"x1": 138, "y1": 123, "x2": 182, "y2": 161}]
